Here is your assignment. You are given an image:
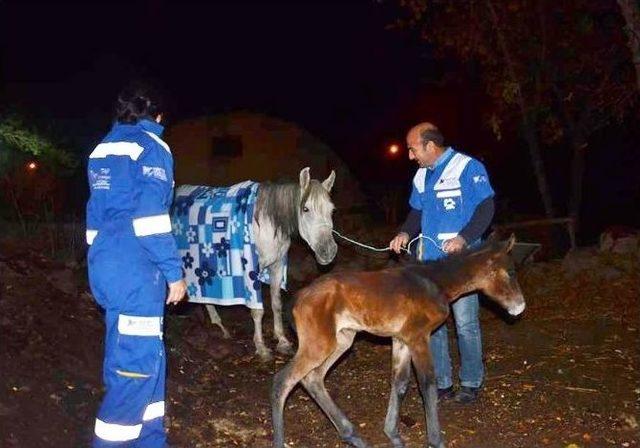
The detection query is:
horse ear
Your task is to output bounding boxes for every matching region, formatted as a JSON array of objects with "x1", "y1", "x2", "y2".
[
  {"x1": 322, "y1": 170, "x2": 336, "y2": 192},
  {"x1": 299, "y1": 167, "x2": 310, "y2": 191},
  {"x1": 504, "y1": 233, "x2": 516, "y2": 253}
]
